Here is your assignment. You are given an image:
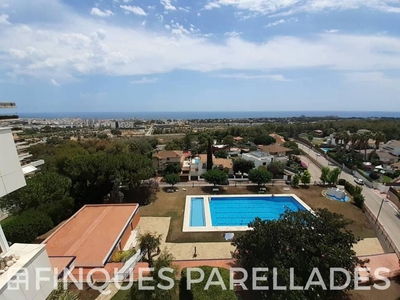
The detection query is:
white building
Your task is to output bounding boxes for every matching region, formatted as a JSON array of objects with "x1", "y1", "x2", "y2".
[
  {"x1": 382, "y1": 140, "x2": 400, "y2": 156},
  {"x1": 241, "y1": 151, "x2": 274, "y2": 169},
  {"x1": 0, "y1": 126, "x2": 55, "y2": 299}
]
